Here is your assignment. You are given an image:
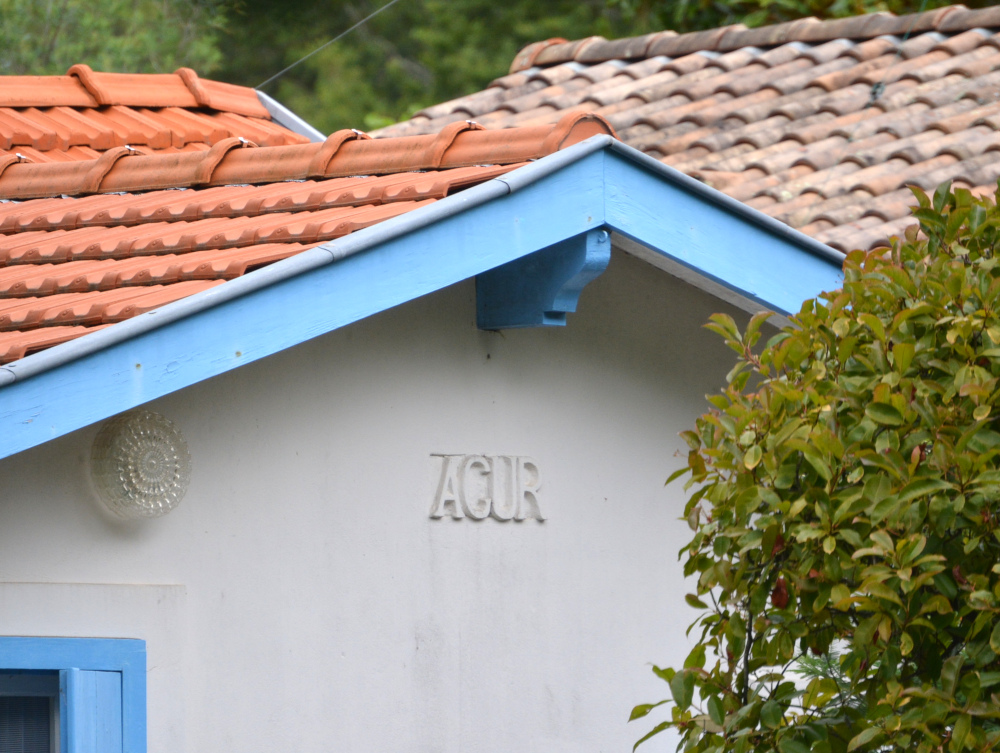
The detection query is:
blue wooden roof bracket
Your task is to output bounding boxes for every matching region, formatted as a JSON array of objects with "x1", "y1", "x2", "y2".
[{"x1": 477, "y1": 227, "x2": 612, "y2": 329}]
